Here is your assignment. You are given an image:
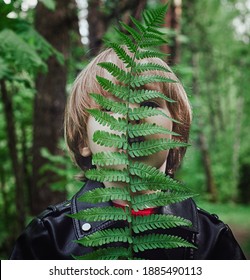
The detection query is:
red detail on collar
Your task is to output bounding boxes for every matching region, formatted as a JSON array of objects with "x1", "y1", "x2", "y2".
[{"x1": 113, "y1": 202, "x2": 156, "y2": 216}]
